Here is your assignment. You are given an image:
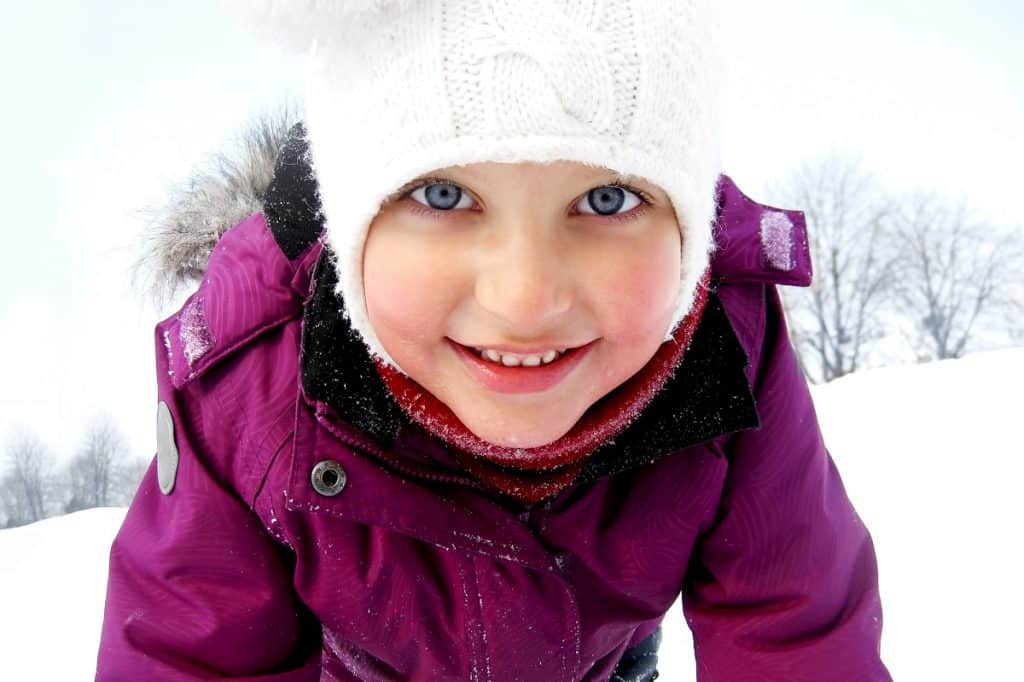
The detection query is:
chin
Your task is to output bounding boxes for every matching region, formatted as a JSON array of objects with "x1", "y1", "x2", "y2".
[
  {"x1": 439, "y1": 379, "x2": 590, "y2": 449},
  {"x1": 461, "y1": 414, "x2": 574, "y2": 449}
]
